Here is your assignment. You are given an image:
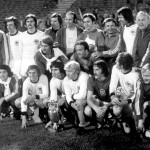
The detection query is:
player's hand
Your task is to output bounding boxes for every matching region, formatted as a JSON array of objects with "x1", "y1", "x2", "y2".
[
  {"x1": 21, "y1": 116, "x2": 28, "y2": 129},
  {"x1": 95, "y1": 106, "x2": 106, "y2": 118},
  {"x1": 24, "y1": 95, "x2": 35, "y2": 105},
  {"x1": 111, "y1": 96, "x2": 121, "y2": 106},
  {"x1": 137, "y1": 119, "x2": 144, "y2": 131}
]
